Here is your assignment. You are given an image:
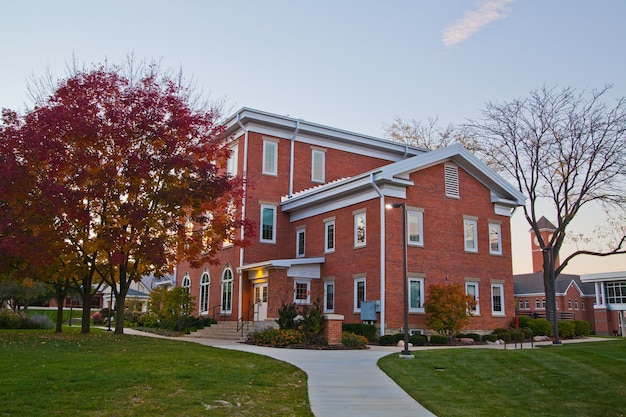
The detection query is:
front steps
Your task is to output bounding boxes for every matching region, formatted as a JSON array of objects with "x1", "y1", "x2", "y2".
[{"x1": 188, "y1": 320, "x2": 277, "y2": 341}]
